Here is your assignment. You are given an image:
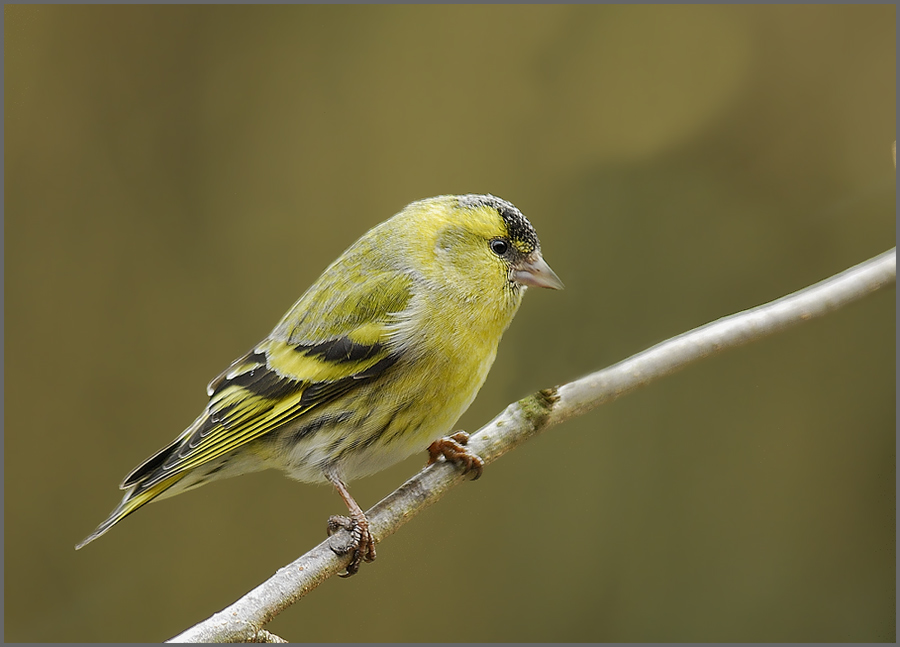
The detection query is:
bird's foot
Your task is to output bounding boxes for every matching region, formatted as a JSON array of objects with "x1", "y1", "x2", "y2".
[
  {"x1": 327, "y1": 513, "x2": 376, "y2": 577},
  {"x1": 427, "y1": 430, "x2": 484, "y2": 480}
]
